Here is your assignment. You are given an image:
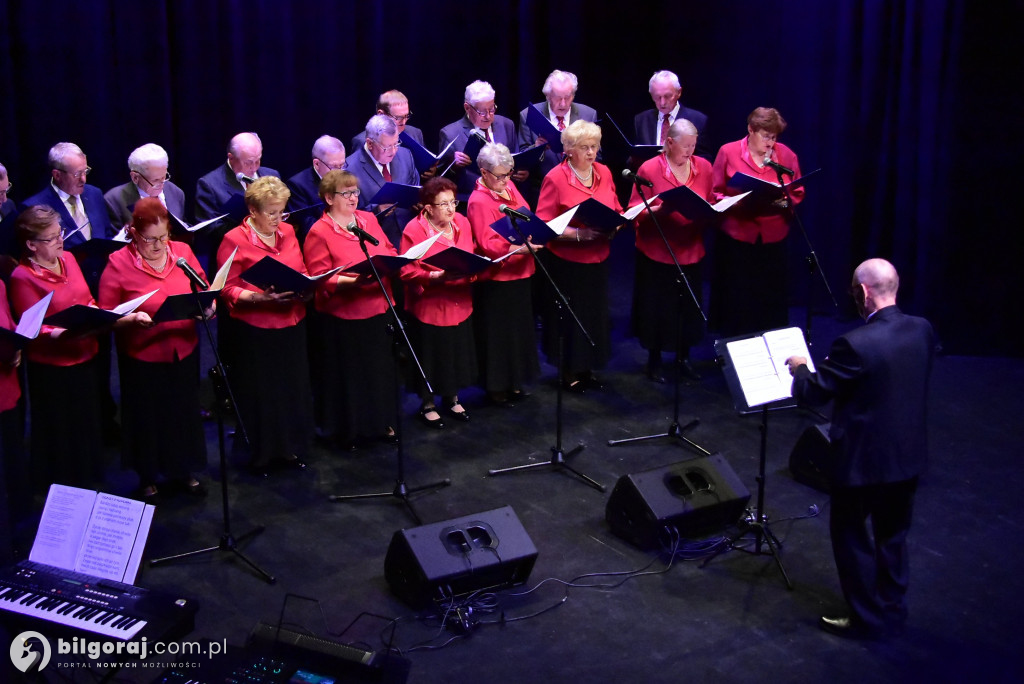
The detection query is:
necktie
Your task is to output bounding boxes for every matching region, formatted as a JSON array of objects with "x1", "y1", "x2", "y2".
[
  {"x1": 556, "y1": 116, "x2": 566, "y2": 131},
  {"x1": 382, "y1": 164, "x2": 392, "y2": 183},
  {"x1": 660, "y1": 115, "x2": 671, "y2": 146},
  {"x1": 68, "y1": 195, "x2": 81, "y2": 225},
  {"x1": 484, "y1": 128, "x2": 492, "y2": 142}
]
